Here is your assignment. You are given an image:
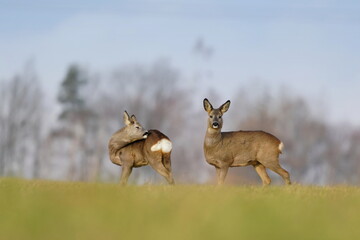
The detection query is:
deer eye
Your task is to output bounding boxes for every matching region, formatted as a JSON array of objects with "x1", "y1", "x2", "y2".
[
  {"x1": 210, "y1": 115, "x2": 213, "y2": 118},
  {"x1": 219, "y1": 115, "x2": 222, "y2": 118},
  {"x1": 136, "y1": 126, "x2": 140, "y2": 129}
]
